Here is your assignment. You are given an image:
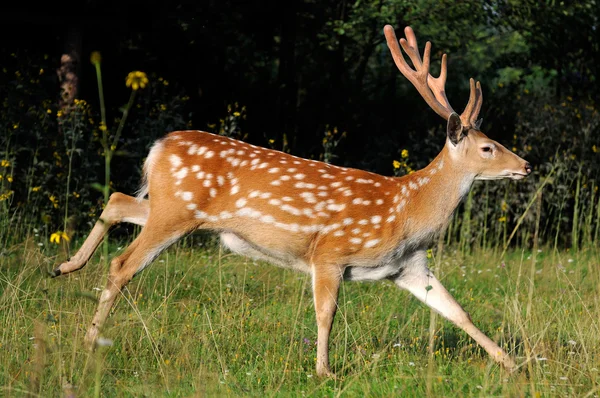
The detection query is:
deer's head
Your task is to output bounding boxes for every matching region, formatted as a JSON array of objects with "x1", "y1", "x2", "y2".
[{"x1": 384, "y1": 25, "x2": 531, "y2": 181}]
